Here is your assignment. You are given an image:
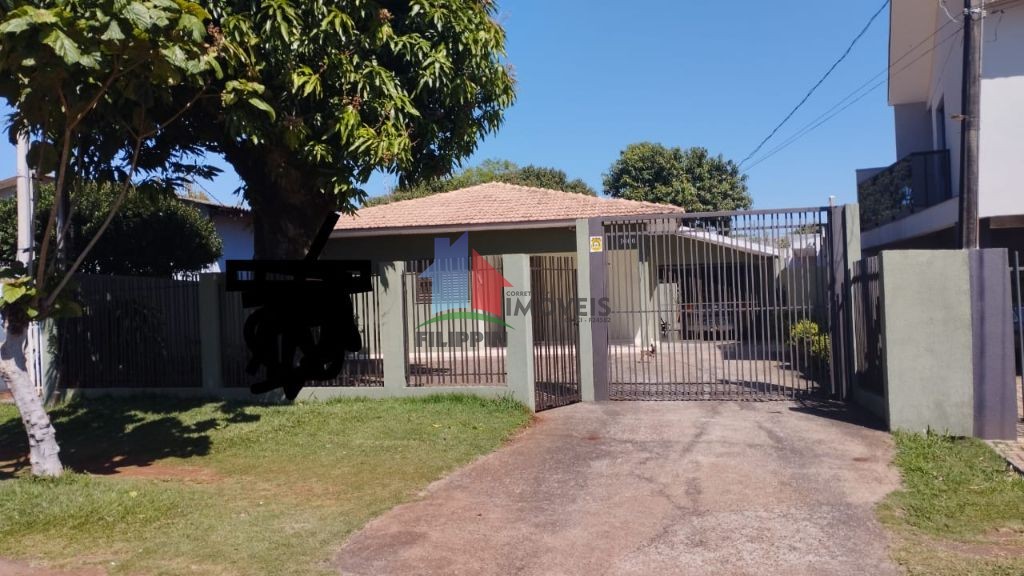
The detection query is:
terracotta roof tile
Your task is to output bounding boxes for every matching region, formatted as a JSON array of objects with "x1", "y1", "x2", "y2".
[{"x1": 335, "y1": 182, "x2": 683, "y2": 233}]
